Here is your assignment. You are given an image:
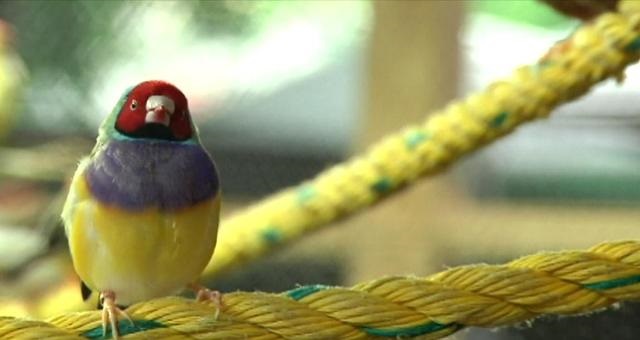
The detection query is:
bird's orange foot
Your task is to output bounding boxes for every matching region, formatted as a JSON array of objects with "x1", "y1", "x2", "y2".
[
  {"x1": 188, "y1": 283, "x2": 223, "y2": 319},
  {"x1": 100, "y1": 291, "x2": 133, "y2": 339}
]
